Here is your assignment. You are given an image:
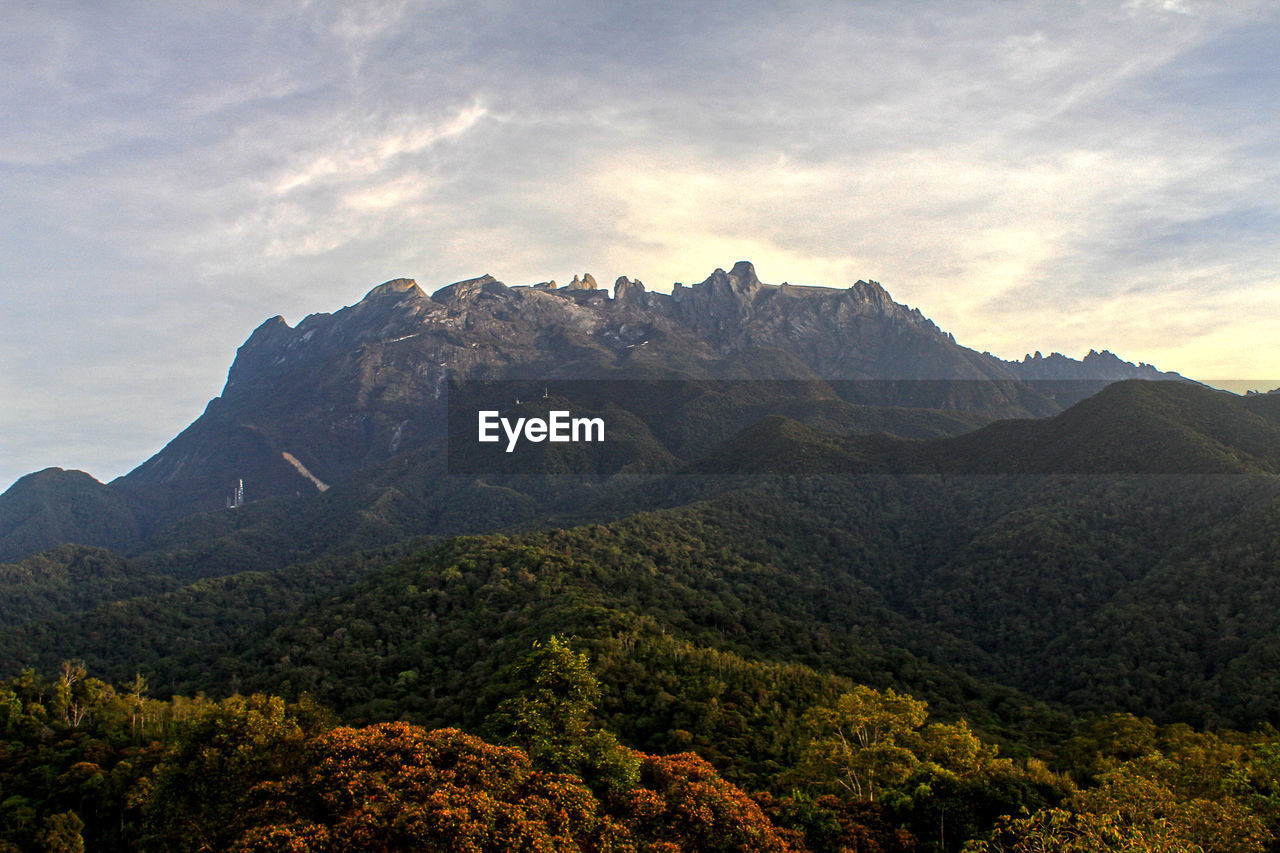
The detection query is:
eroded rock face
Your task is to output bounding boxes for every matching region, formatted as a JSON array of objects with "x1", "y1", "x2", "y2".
[
  {"x1": 122, "y1": 263, "x2": 1177, "y2": 509},
  {"x1": 566, "y1": 273, "x2": 599, "y2": 291},
  {"x1": 614, "y1": 276, "x2": 645, "y2": 303}
]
